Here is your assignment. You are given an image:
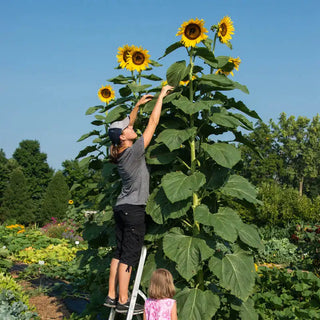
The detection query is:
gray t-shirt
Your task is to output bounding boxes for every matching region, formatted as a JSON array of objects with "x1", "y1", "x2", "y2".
[{"x1": 115, "y1": 137, "x2": 150, "y2": 206}]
